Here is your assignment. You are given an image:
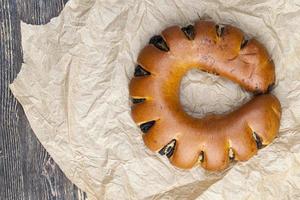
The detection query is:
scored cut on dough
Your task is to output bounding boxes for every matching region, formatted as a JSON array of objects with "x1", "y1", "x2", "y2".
[{"x1": 129, "y1": 20, "x2": 281, "y2": 171}]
